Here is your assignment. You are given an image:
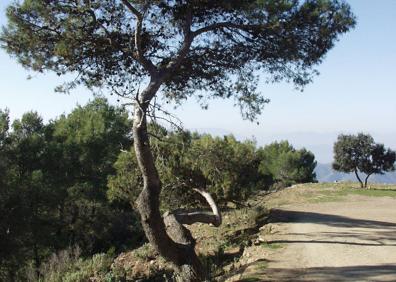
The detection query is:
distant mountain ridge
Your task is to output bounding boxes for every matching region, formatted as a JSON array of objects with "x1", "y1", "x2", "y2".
[{"x1": 315, "y1": 163, "x2": 396, "y2": 184}]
